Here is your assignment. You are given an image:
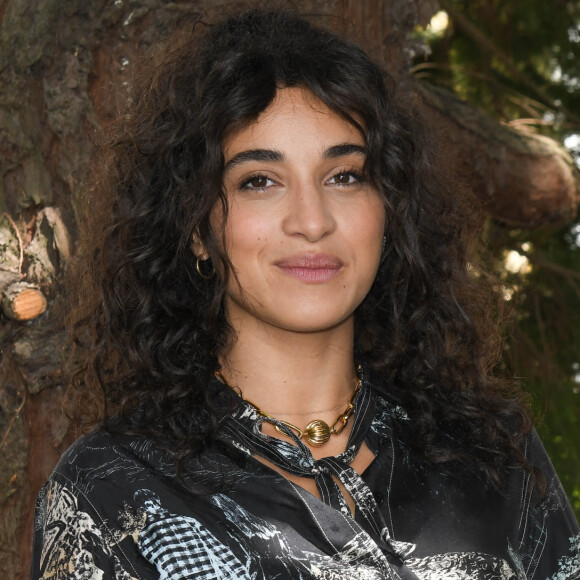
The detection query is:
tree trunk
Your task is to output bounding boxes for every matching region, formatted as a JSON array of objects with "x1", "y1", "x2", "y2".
[{"x1": 0, "y1": 1, "x2": 577, "y2": 577}]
